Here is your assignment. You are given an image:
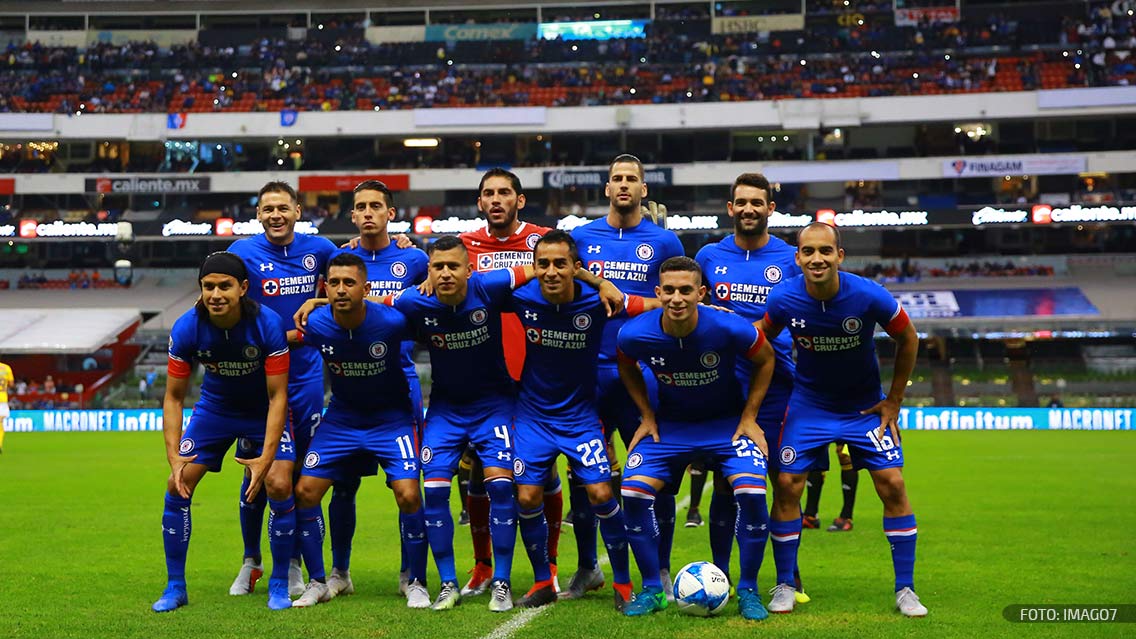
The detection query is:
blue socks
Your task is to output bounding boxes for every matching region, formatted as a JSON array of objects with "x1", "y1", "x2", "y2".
[
  {"x1": 400, "y1": 509, "x2": 428, "y2": 584},
  {"x1": 769, "y1": 517, "x2": 802, "y2": 586},
  {"x1": 518, "y1": 504, "x2": 551, "y2": 582},
  {"x1": 569, "y1": 476, "x2": 599, "y2": 570},
  {"x1": 423, "y1": 478, "x2": 457, "y2": 583},
  {"x1": 327, "y1": 475, "x2": 359, "y2": 571},
  {"x1": 621, "y1": 480, "x2": 661, "y2": 589},
  {"x1": 708, "y1": 491, "x2": 736, "y2": 577},
  {"x1": 238, "y1": 475, "x2": 266, "y2": 563},
  {"x1": 162, "y1": 493, "x2": 192, "y2": 586},
  {"x1": 486, "y1": 476, "x2": 519, "y2": 583},
  {"x1": 654, "y1": 492, "x2": 675, "y2": 572},
  {"x1": 267, "y1": 496, "x2": 297, "y2": 582},
  {"x1": 884, "y1": 514, "x2": 918, "y2": 591},
  {"x1": 593, "y1": 497, "x2": 631, "y2": 585},
  {"x1": 297, "y1": 505, "x2": 326, "y2": 582},
  {"x1": 731, "y1": 478, "x2": 769, "y2": 591}
]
